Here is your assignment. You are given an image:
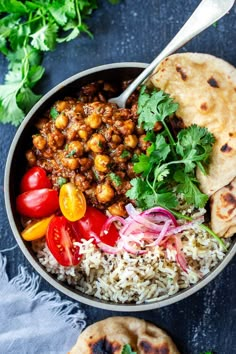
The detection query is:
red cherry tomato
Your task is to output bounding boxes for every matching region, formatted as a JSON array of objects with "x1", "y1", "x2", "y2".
[
  {"x1": 76, "y1": 206, "x2": 119, "y2": 247},
  {"x1": 20, "y1": 166, "x2": 52, "y2": 193},
  {"x1": 46, "y1": 216, "x2": 82, "y2": 266},
  {"x1": 16, "y1": 189, "x2": 59, "y2": 218}
]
